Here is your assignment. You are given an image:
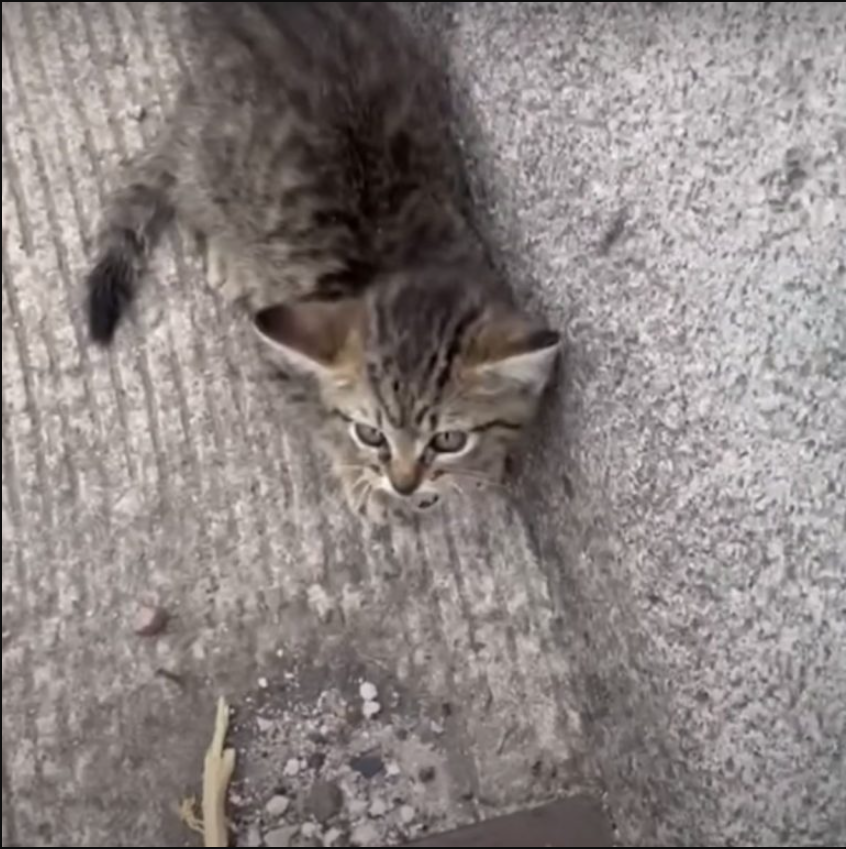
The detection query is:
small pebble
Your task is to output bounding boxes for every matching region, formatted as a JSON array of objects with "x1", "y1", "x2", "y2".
[
  {"x1": 257, "y1": 717, "x2": 275, "y2": 734},
  {"x1": 386, "y1": 762, "x2": 402, "y2": 778},
  {"x1": 362, "y1": 701, "x2": 382, "y2": 720},
  {"x1": 350, "y1": 823, "x2": 380, "y2": 847},
  {"x1": 284, "y1": 758, "x2": 302, "y2": 777},
  {"x1": 305, "y1": 781, "x2": 344, "y2": 823},
  {"x1": 258, "y1": 677, "x2": 270, "y2": 690},
  {"x1": 347, "y1": 800, "x2": 368, "y2": 818},
  {"x1": 350, "y1": 755, "x2": 384, "y2": 779},
  {"x1": 359, "y1": 682, "x2": 378, "y2": 702},
  {"x1": 301, "y1": 824, "x2": 320, "y2": 839},
  {"x1": 400, "y1": 805, "x2": 416, "y2": 826},
  {"x1": 323, "y1": 828, "x2": 343, "y2": 847},
  {"x1": 134, "y1": 605, "x2": 168, "y2": 637},
  {"x1": 368, "y1": 799, "x2": 389, "y2": 818},
  {"x1": 265, "y1": 795, "x2": 291, "y2": 819}
]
